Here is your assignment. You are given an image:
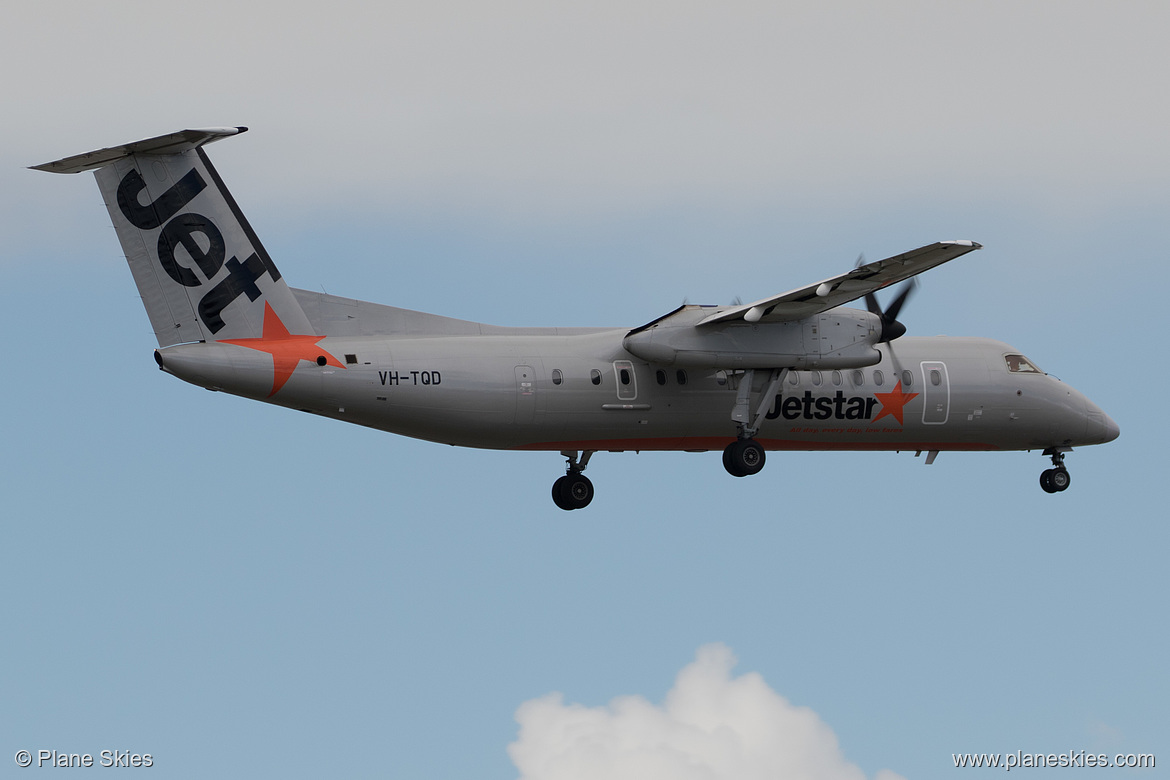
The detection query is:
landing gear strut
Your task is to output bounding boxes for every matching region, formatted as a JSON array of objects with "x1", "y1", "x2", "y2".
[
  {"x1": 1039, "y1": 447, "x2": 1072, "y2": 493},
  {"x1": 721, "y1": 368, "x2": 786, "y2": 478},
  {"x1": 552, "y1": 450, "x2": 595, "y2": 510}
]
